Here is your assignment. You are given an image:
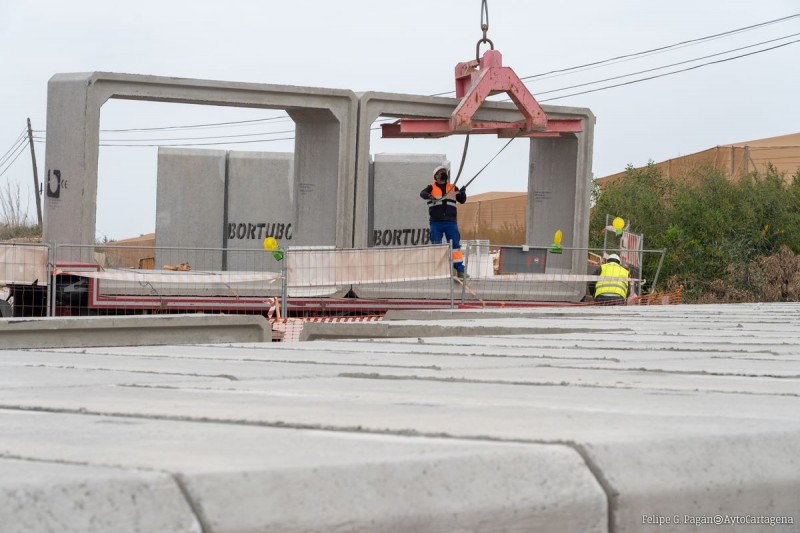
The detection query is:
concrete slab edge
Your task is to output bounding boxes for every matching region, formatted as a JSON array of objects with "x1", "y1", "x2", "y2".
[
  {"x1": 0, "y1": 314, "x2": 270, "y2": 349},
  {"x1": 299, "y1": 321, "x2": 630, "y2": 341},
  {"x1": 0, "y1": 457, "x2": 202, "y2": 533}
]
